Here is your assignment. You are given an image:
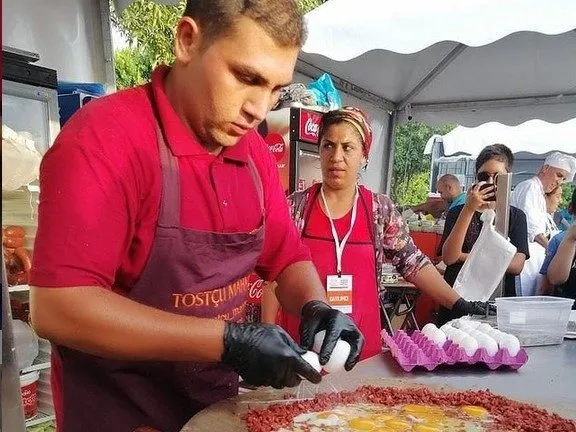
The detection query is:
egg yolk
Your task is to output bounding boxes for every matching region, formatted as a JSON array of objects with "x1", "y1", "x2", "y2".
[
  {"x1": 373, "y1": 414, "x2": 395, "y2": 422},
  {"x1": 461, "y1": 405, "x2": 490, "y2": 418},
  {"x1": 403, "y1": 405, "x2": 444, "y2": 415},
  {"x1": 348, "y1": 418, "x2": 376, "y2": 430},
  {"x1": 413, "y1": 425, "x2": 442, "y2": 432},
  {"x1": 385, "y1": 419, "x2": 412, "y2": 430}
]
